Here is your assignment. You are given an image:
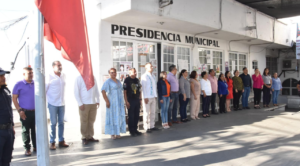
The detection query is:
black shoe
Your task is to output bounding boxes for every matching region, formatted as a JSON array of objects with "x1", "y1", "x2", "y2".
[
  {"x1": 150, "y1": 127, "x2": 159, "y2": 131},
  {"x1": 234, "y1": 108, "x2": 238, "y2": 111},
  {"x1": 207, "y1": 114, "x2": 211, "y2": 117},
  {"x1": 242, "y1": 107, "x2": 246, "y2": 109},
  {"x1": 185, "y1": 119, "x2": 191, "y2": 121},
  {"x1": 181, "y1": 119, "x2": 188, "y2": 123},
  {"x1": 220, "y1": 112, "x2": 223, "y2": 114},
  {"x1": 246, "y1": 107, "x2": 250, "y2": 109},
  {"x1": 146, "y1": 129, "x2": 152, "y2": 133},
  {"x1": 212, "y1": 112, "x2": 219, "y2": 115},
  {"x1": 135, "y1": 131, "x2": 142, "y2": 136},
  {"x1": 238, "y1": 108, "x2": 242, "y2": 110},
  {"x1": 130, "y1": 133, "x2": 137, "y2": 137}
]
